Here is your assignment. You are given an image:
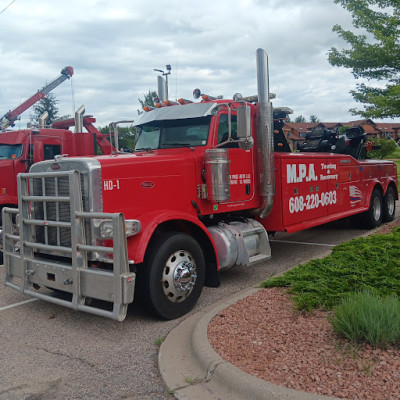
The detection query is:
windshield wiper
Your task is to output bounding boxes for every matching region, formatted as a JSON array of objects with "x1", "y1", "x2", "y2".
[
  {"x1": 162, "y1": 143, "x2": 192, "y2": 148},
  {"x1": 135, "y1": 147, "x2": 154, "y2": 152}
]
